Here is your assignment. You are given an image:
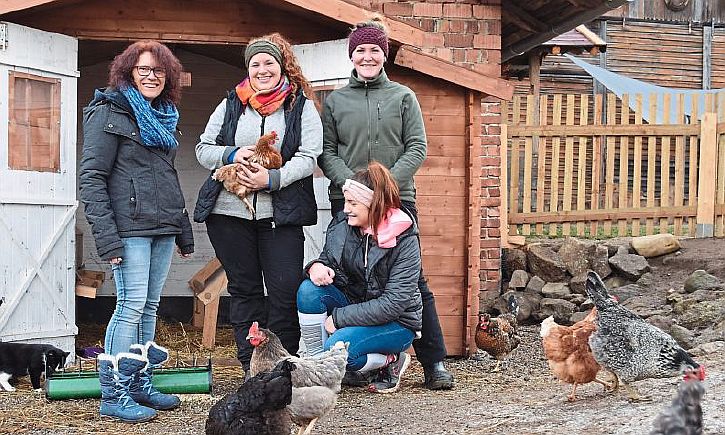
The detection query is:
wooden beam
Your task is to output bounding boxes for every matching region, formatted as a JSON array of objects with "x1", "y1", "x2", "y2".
[
  {"x1": 276, "y1": 0, "x2": 424, "y2": 47},
  {"x1": 501, "y1": 2, "x2": 548, "y2": 33},
  {"x1": 508, "y1": 124, "x2": 701, "y2": 137},
  {"x1": 0, "y1": 0, "x2": 57, "y2": 14},
  {"x1": 394, "y1": 45, "x2": 514, "y2": 100},
  {"x1": 464, "y1": 89, "x2": 482, "y2": 355},
  {"x1": 509, "y1": 205, "x2": 697, "y2": 224}
]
